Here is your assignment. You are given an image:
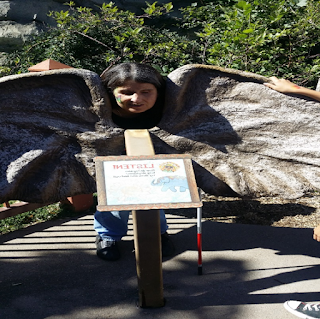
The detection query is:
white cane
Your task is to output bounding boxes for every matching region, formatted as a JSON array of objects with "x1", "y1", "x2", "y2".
[{"x1": 197, "y1": 190, "x2": 203, "y2": 275}]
